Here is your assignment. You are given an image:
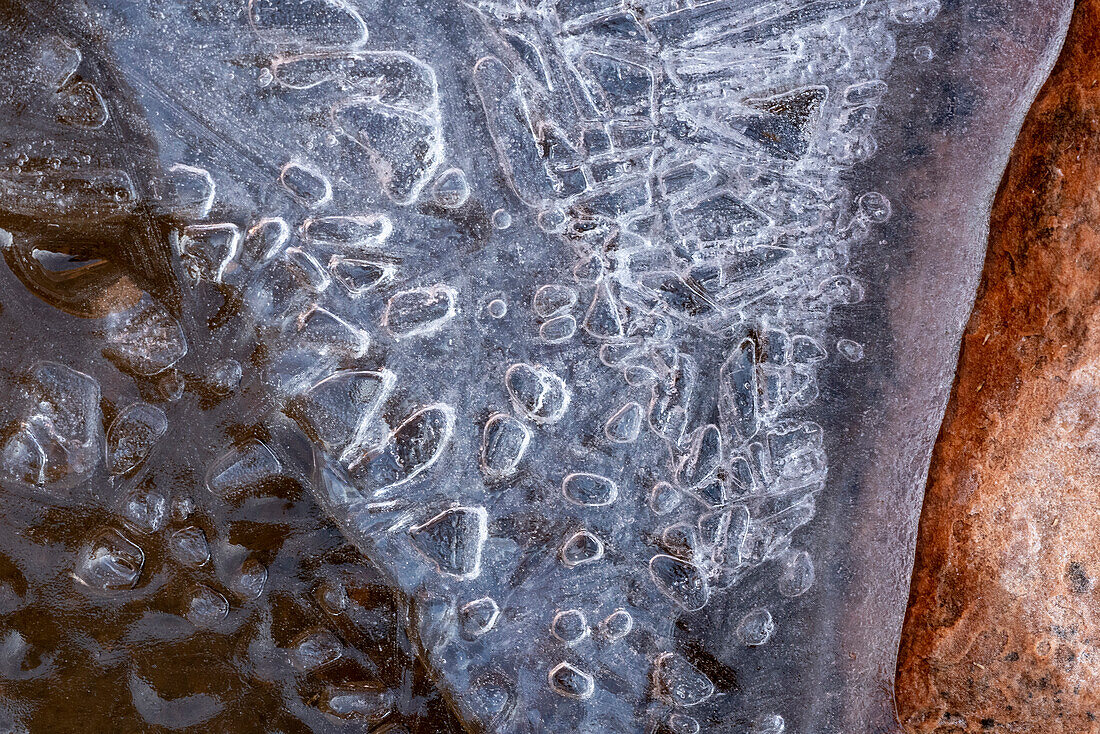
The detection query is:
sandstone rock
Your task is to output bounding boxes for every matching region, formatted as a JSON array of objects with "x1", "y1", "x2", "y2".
[{"x1": 898, "y1": 3, "x2": 1100, "y2": 731}]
